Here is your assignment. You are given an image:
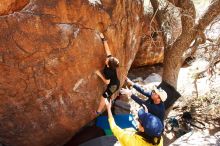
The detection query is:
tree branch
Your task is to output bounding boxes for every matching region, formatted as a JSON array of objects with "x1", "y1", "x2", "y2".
[
  {"x1": 183, "y1": 0, "x2": 220, "y2": 59},
  {"x1": 196, "y1": 0, "x2": 220, "y2": 31},
  {"x1": 178, "y1": 0, "x2": 196, "y2": 33}
]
